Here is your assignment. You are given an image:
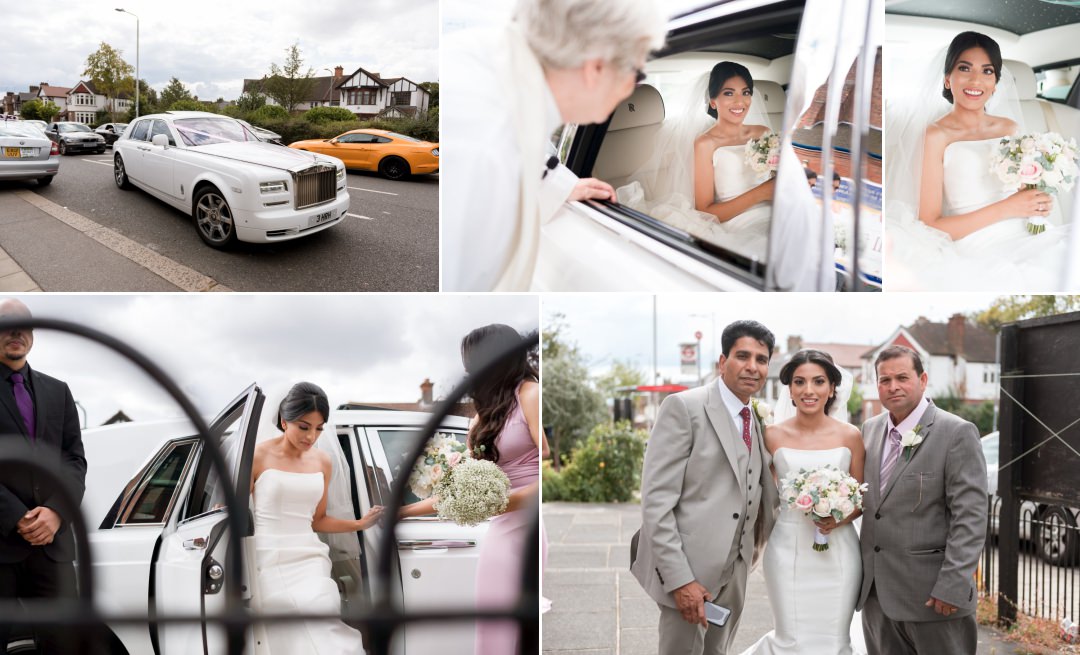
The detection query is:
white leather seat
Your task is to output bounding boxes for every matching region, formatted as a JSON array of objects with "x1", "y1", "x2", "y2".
[
  {"x1": 1005, "y1": 59, "x2": 1080, "y2": 220},
  {"x1": 592, "y1": 83, "x2": 665, "y2": 190},
  {"x1": 754, "y1": 80, "x2": 786, "y2": 130}
]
